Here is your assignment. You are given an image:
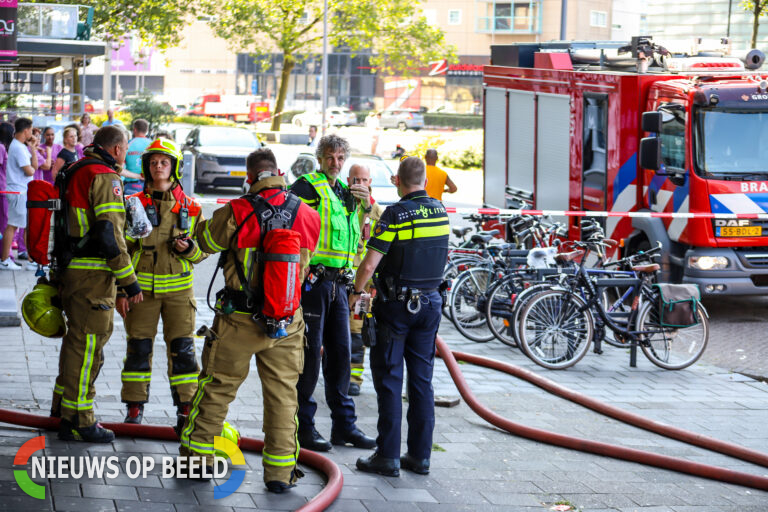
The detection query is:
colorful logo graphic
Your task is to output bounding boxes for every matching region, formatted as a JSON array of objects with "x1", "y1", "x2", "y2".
[
  {"x1": 213, "y1": 435, "x2": 245, "y2": 499},
  {"x1": 14, "y1": 436, "x2": 45, "y2": 499}
]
